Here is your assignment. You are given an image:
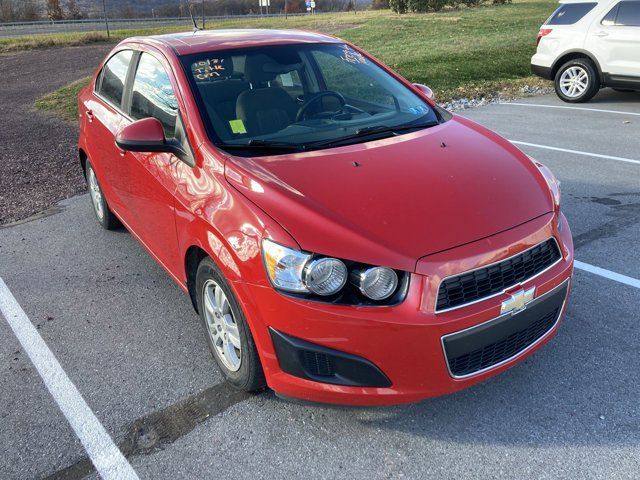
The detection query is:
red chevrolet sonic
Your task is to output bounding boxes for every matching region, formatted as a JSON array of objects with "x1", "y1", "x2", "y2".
[{"x1": 78, "y1": 29, "x2": 574, "y2": 406}]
